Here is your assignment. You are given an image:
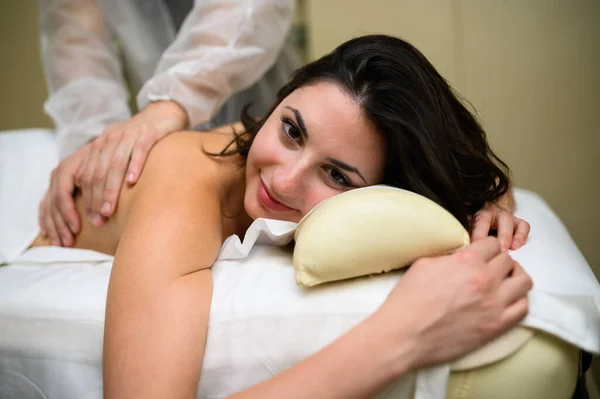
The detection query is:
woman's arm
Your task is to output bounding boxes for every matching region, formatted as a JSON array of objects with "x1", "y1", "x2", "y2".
[
  {"x1": 228, "y1": 314, "x2": 412, "y2": 399},
  {"x1": 102, "y1": 135, "x2": 224, "y2": 398},
  {"x1": 230, "y1": 238, "x2": 531, "y2": 399}
]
